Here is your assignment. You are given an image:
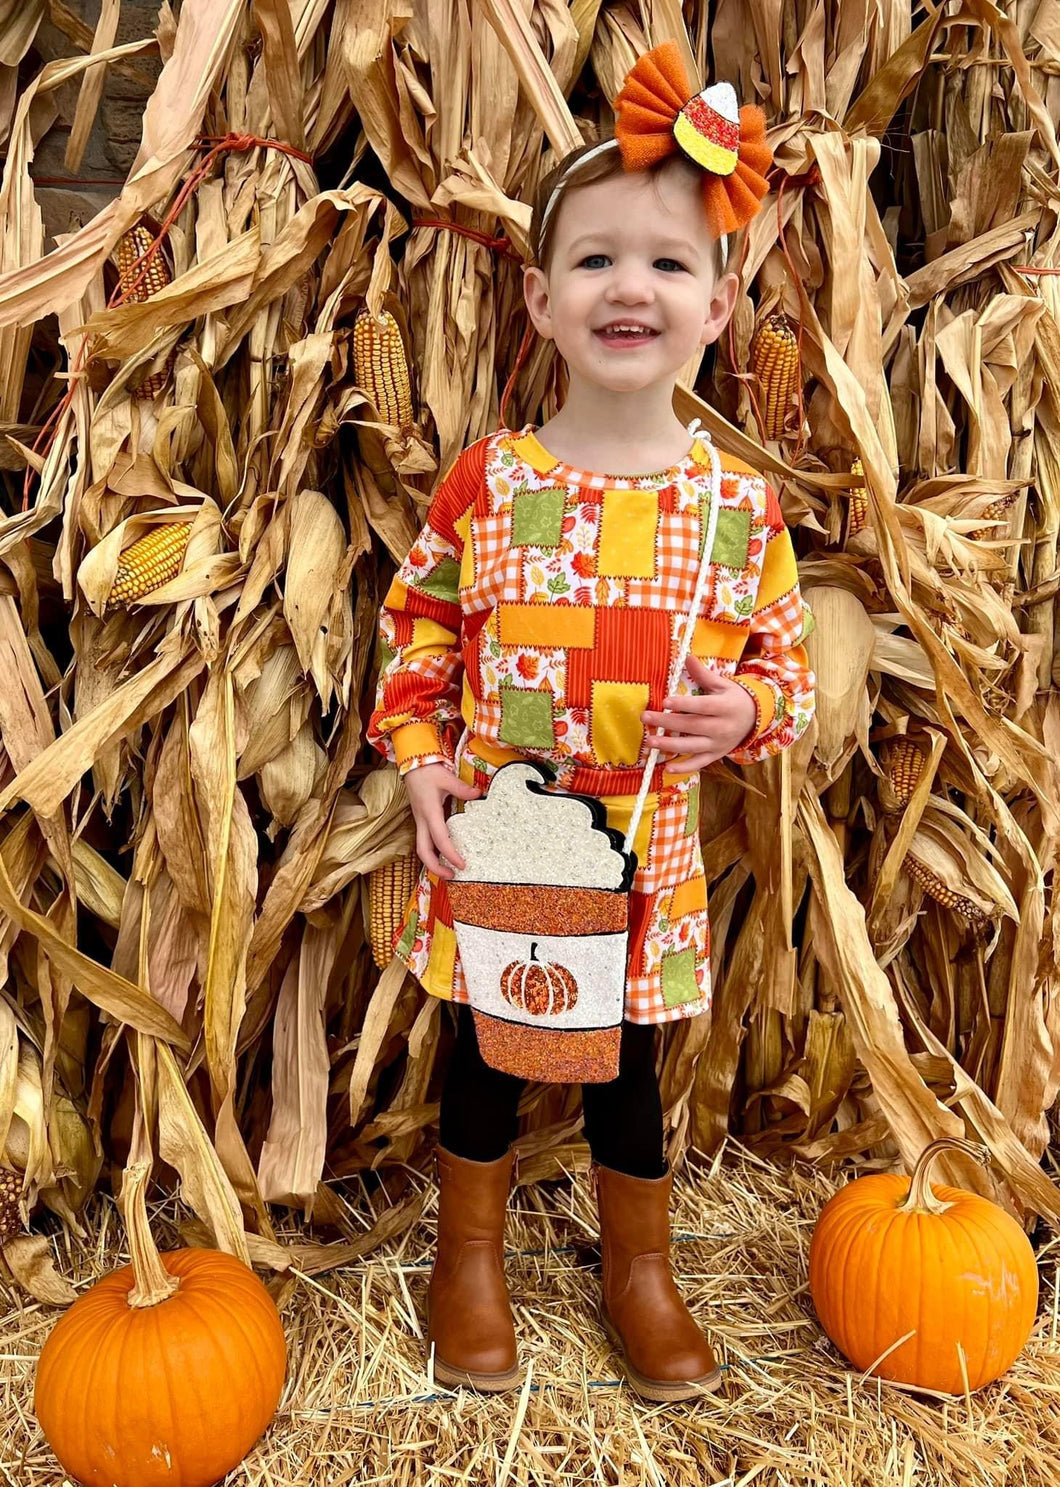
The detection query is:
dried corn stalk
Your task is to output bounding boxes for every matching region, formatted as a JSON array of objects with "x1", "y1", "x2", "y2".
[{"x1": 0, "y1": 0, "x2": 1058, "y2": 1247}]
